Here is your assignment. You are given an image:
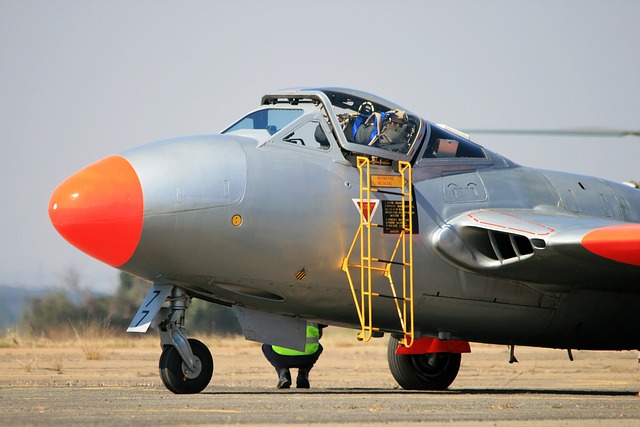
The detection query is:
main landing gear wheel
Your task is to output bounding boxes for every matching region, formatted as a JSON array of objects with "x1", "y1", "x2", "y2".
[
  {"x1": 159, "y1": 338, "x2": 213, "y2": 394},
  {"x1": 387, "y1": 335, "x2": 461, "y2": 390}
]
